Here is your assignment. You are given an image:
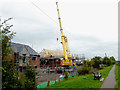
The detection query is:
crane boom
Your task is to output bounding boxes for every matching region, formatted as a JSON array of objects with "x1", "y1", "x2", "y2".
[{"x1": 56, "y1": 2, "x2": 64, "y2": 36}]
